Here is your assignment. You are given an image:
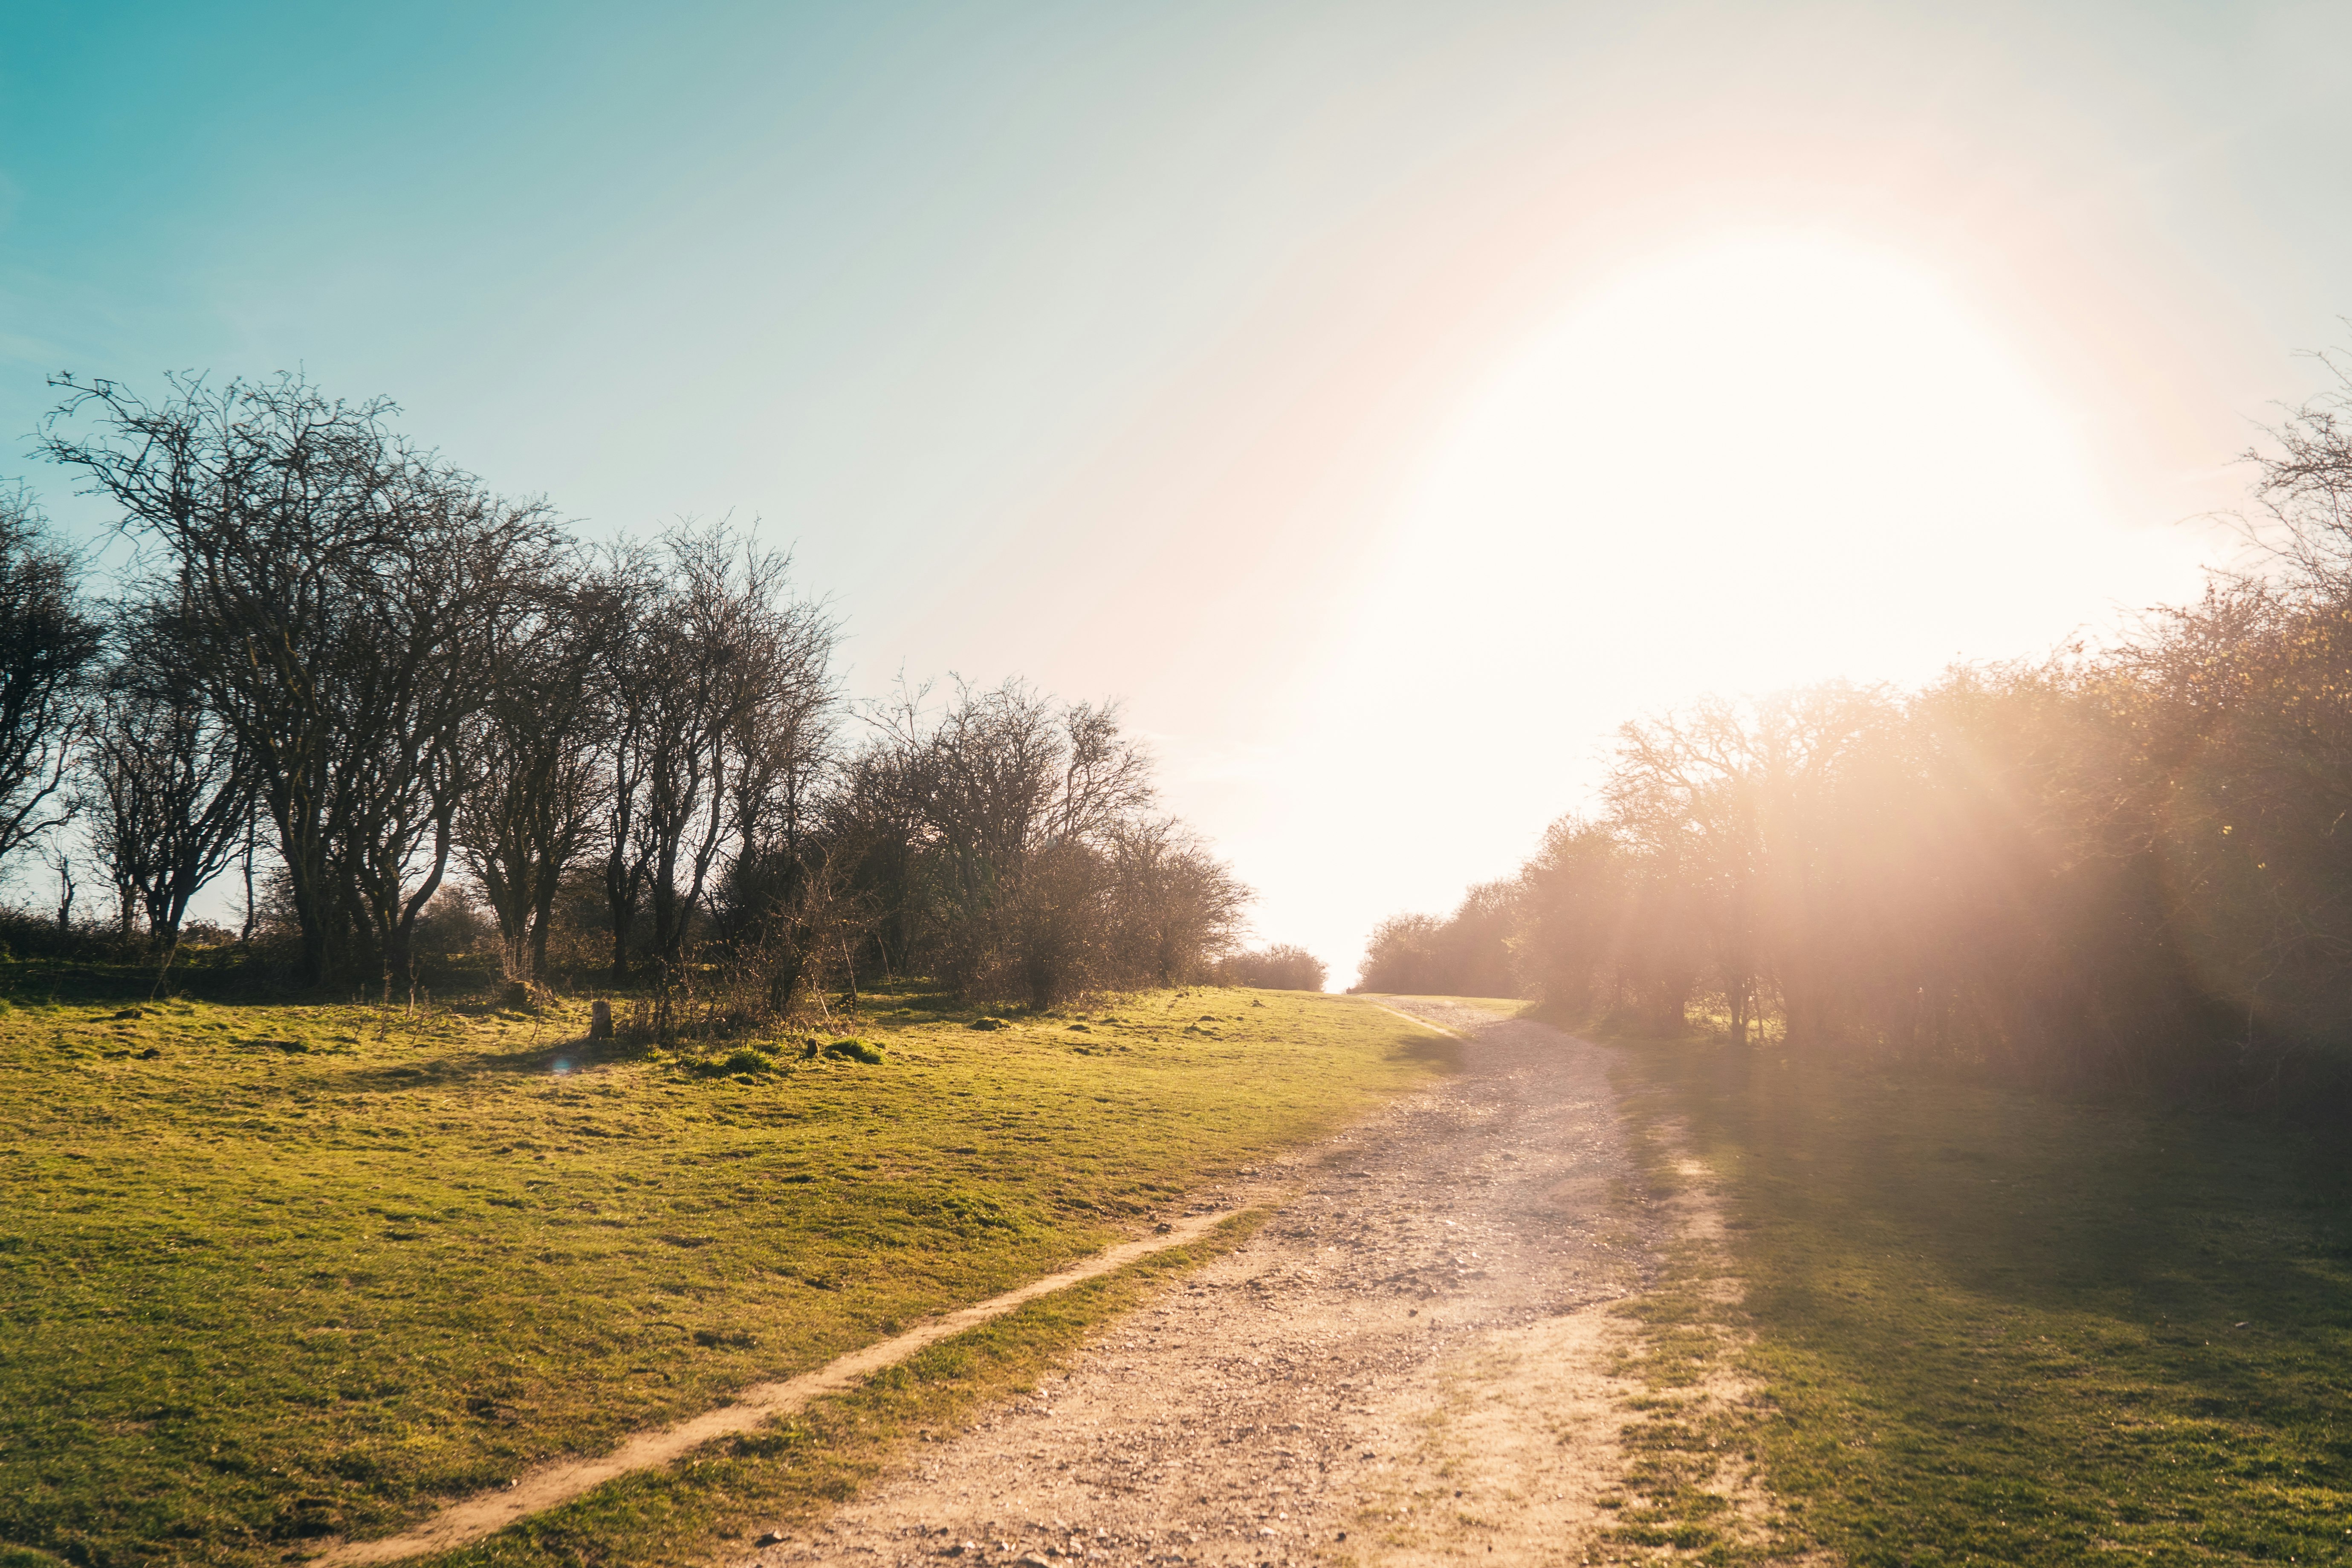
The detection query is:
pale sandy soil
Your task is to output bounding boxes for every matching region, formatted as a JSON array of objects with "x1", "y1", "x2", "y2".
[{"x1": 729, "y1": 1001, "x2": 1670, "y2": 1568}]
